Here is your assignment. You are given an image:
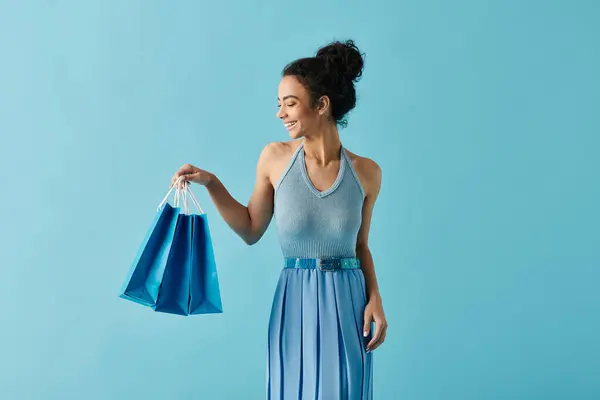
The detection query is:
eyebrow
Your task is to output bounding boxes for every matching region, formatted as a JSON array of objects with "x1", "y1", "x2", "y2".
[{"x1": 277, "y1": 95, "x2": 300, "y2": 101}]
